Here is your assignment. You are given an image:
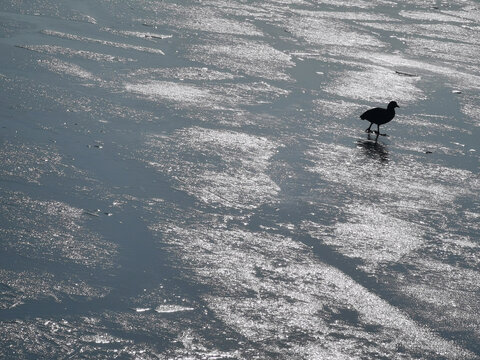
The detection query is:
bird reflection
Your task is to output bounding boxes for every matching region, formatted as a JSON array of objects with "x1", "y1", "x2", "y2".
[{"x1": 356, "y1": 138, "x2": 389, "y2": 164}]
